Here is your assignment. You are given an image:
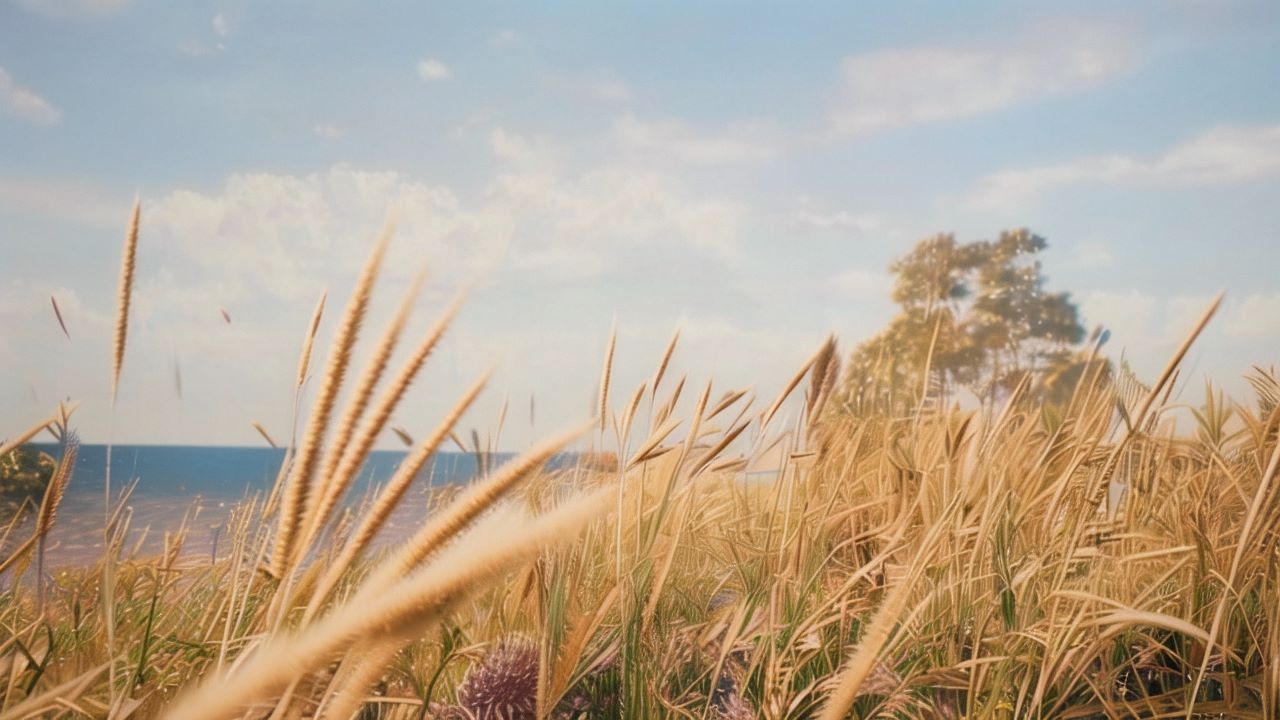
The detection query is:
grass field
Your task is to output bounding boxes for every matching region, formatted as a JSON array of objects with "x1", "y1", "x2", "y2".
[{"x1": 2, "y1": 212, "x2": 1278, "y2": 719}]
